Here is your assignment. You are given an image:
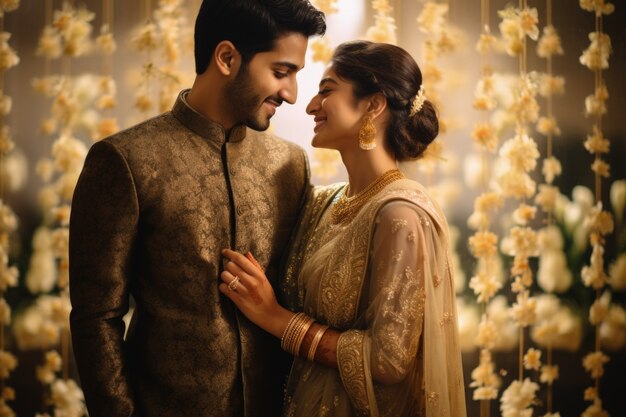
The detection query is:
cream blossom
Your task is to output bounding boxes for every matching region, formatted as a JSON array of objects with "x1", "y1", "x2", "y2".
[
  {"x1": 96, "y1": 28, "x2": 117, "y2": 55},
  {"x1": 610, "y1": 180, "x2": 626, "y2": 224},
  {"x1": 469, "y1": 273, "x2": 502, "y2": 303},
  {"x1": 599, "y1": 304, "x2": 626, "y2": 350},
  {"x1": 51, "y1": 133, "x2": 88, "y2": 173},
  {"x1": 12, "y1": 297, "x2": 61, "y2": 350},
  {"x1": 499, "y1": 170, "x2": 537, "y2": 200},
  {"x1": 584, "y1": 127, "x2": 610, "y2": 155},
  {"x1": 542, "y1": 156, "x2": 562, "y2": 184},
  {"x1": 535, "y1": 184, "x2": 559, "y2": 212},
  {"x1": 608, "y1": 253, "x2": 626, "y2": 291},
  {"x1": 512, "y1": 204, "x2": 537, "y2": 225},
  {"x1": 539, "y1": 74, "x2": 565, "y2": 97},
  {"x1": 538, "y1": 251, "x2": 573, "y2": 293},
  {"x1": 25, "y1": 227, "x2": 57, "y2": 294},
  {"x1": 589, "y1": 291, "x2": 611, "y2": 325},
  {"x1": 0, "y1": 351, "x2": 16, "y2": 378},
  {"x1": 584, "y1": 203, "x2": 614, "y2": 236},
  {"x1": 475, "y1": 316, "x2": 499, "y2": 349},
  {"x1": 537, "y1": 116, "x2": 561, "y2": 137},
  {"x1": 582, "y1": 243, "x2": 609, "y2": 289},
  {"x1": 36, "y1": 25, "x2": 62, "y2": 59},
  {"x1": 581, "y1": 398, "x2": 609, "y2": 417},
  {"x1": 0, "y1": 0, "x2": 19, "y2": 15},
  {"x1": 0, "y1": 32, "x2": 19, "y2": 71},
  {"x1": 537, "y1": 25, "x2": 564, "y2": 58},
  {"x1": 499, "y1": 132, "x2": 540, "y2": 172},
  {"x1": 580, "y1": 0, "x2": 615, "y2": 16},
  {"x1": 500, "y1": 378, "x2": 539, "y2": 417},
  {"x1": 131, "y1": 22, "x2": 160, "y2": 52},
  {"x1": 312, "y1": 0, "x2": 338, "y2": 14},
  {"x1": 476, "y1": 32, "x2": 499, "y2": 54},
  {"x1": 582, "y1": 351, "x2": 609, "y2": 378},
  {"x1": 471, "y1": 122, "x2": 498, "y2": 152},
  {"x1": 0, "y1": 92, "x2": 11, "y2": 115},
  {"x1": 310, "y1": 38, "x2": 333, "y2": 64},
  {"x1": 531, "y1": 299, "x2": 582, "y2": 351},
  {"x1": 591, "y1": 158, "x2": 610, "y2": 178},
  {"x1": 487, "y1": 296, "x2": 519, "y2": 351},
  {"x1": 580, "y1": 32, "x2": 612, "y2": 70},
  {"x1": 511, "y1": 291, "x2": 537, "y2": 327},
  {"x1": 470, "y1": 349, "x2": 500, "y2": 400},
  {"x1": 50, "y1": 379, "x2": 86, "y2": 417},
  {"x1": 540, "y1": 365, "x2": 559, "y2": 384},
  {"x1": 417, "y1": 2, "x2": 448, "y2": 34},
  {"x1": 469, "y1": 231, "x2": 498, "y2": 258},
  {"x1": 523, "y1": 347, "x2": 541, "y2": 370},
  {"x1": 585, "y1": 92, "x2": 607, "y2": 117}
]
